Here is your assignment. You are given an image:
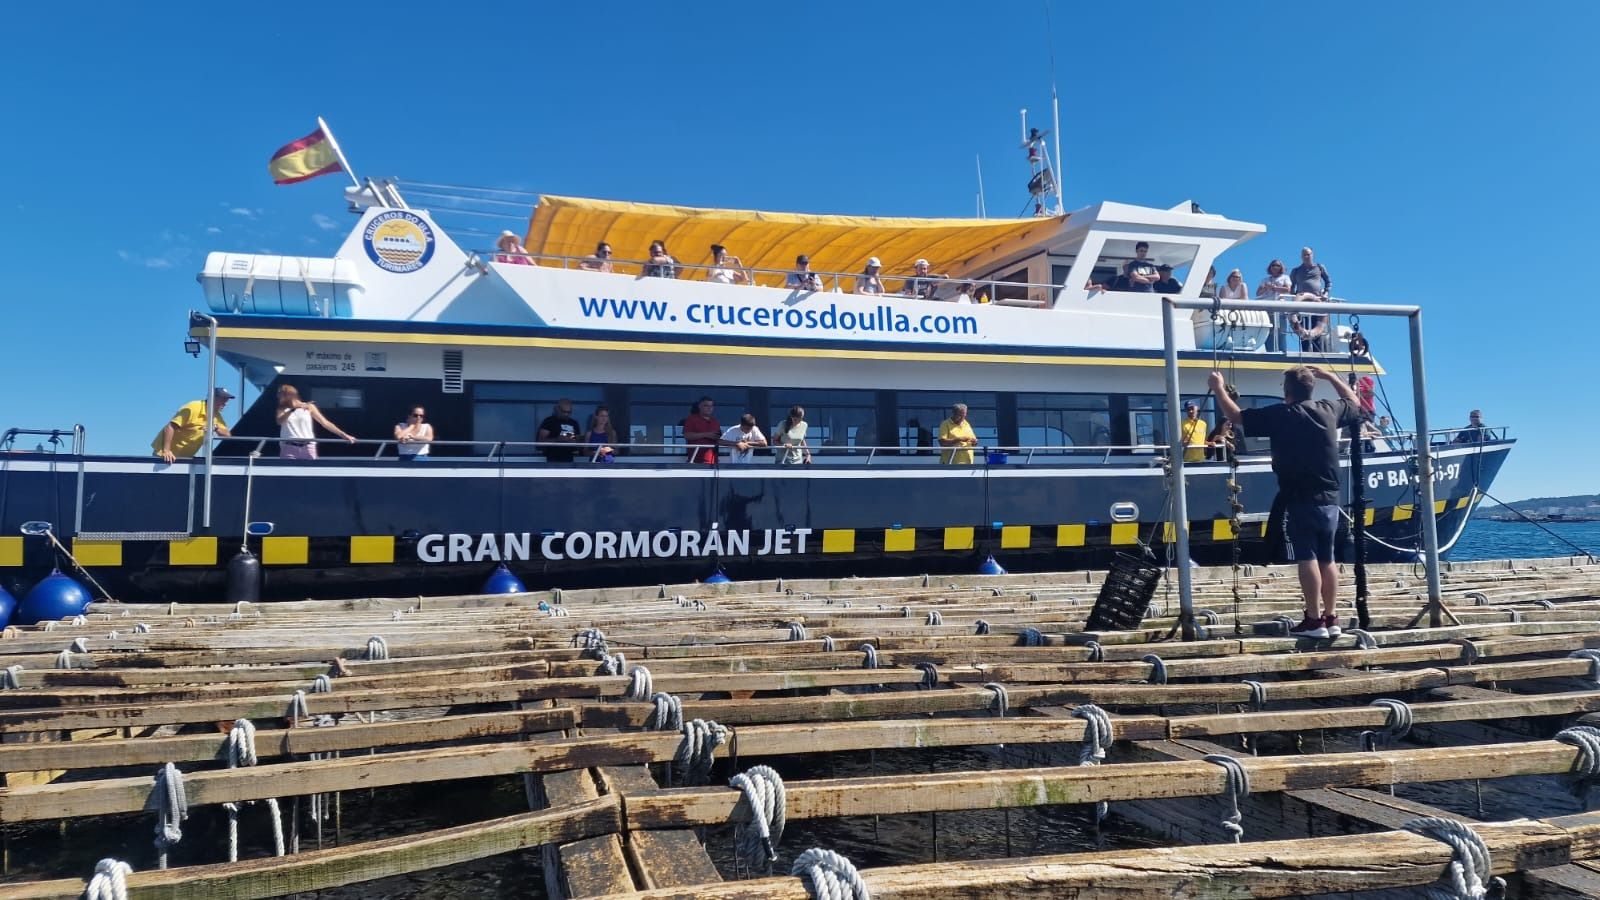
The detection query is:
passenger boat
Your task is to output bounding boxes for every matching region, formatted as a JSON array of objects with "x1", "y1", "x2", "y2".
[{"x1": 0, "y1": 170, "x2": 1512, "y2": 601}]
